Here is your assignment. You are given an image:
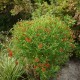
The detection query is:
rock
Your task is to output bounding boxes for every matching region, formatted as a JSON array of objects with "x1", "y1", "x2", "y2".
[{"x1": 57, "y1": 60, "x2": 80, "y2": 80}]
